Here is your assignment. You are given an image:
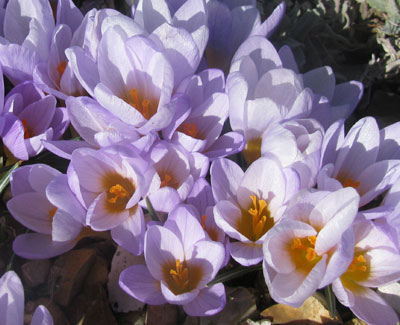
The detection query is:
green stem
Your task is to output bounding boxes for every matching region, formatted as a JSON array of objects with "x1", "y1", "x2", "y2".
[
  {"x1": 324, "y1": 284, "x2": 336, "y2": 318},
  {"x1": 145, "y1": 197, "x2": 159, "y2": 222},
  {"x1": 0, "y1": 161, "x2": 21, "y2": 195},
  {"x1": 207, "y1": 264, "x2": 262, "y2": 286}
]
